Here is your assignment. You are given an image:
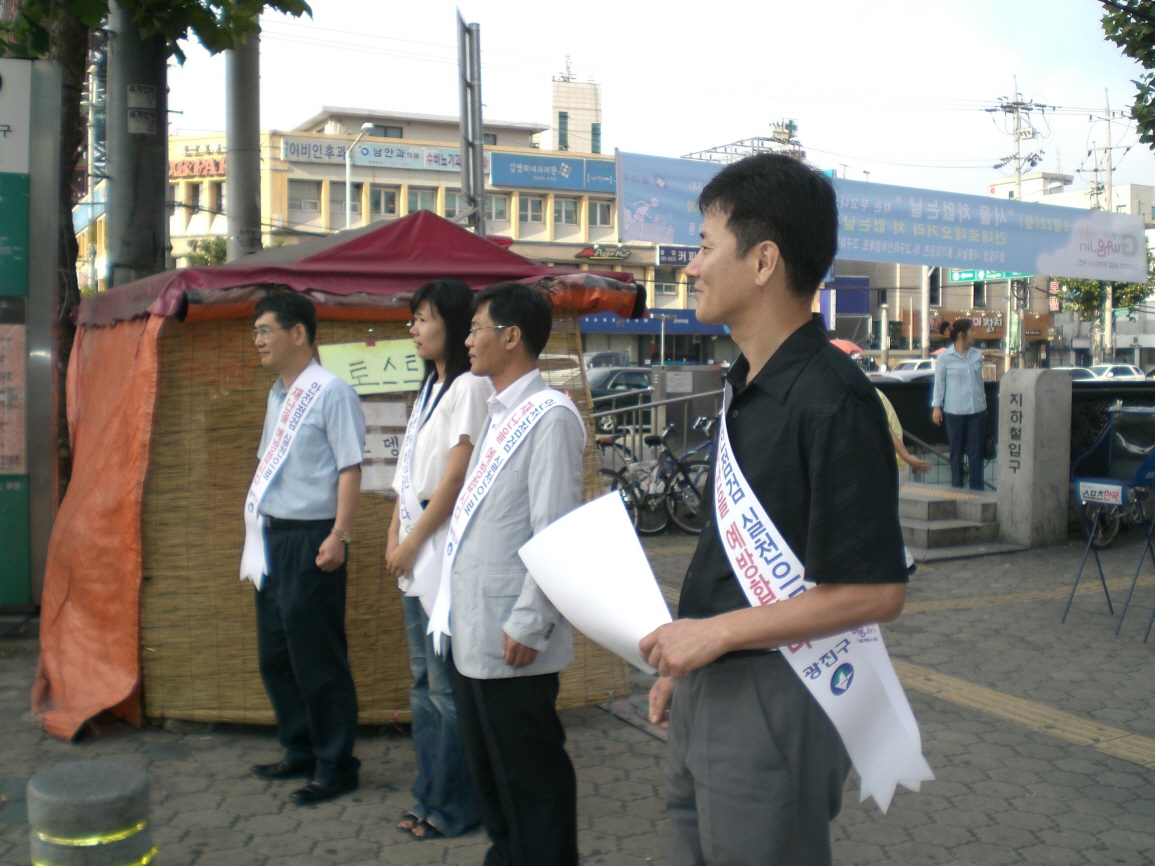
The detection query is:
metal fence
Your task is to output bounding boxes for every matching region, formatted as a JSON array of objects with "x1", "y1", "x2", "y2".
[{"x1": 590, "y1": 389, "x2": 723, "y2": 471}]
